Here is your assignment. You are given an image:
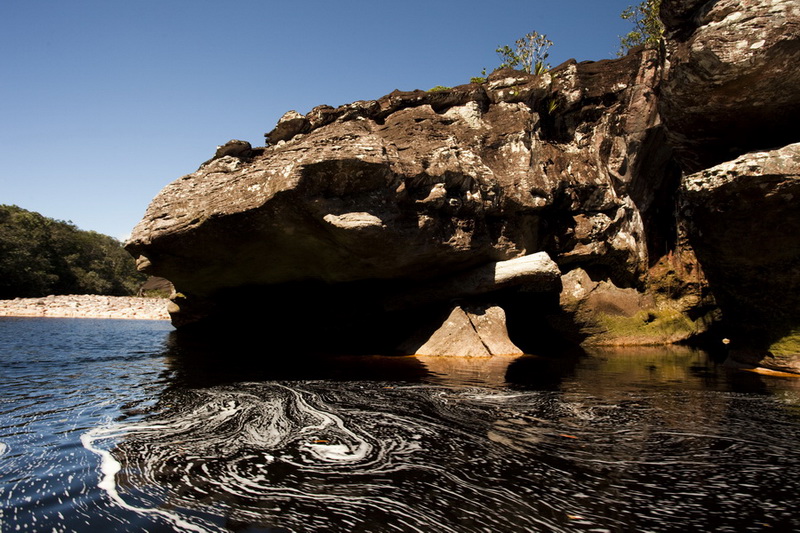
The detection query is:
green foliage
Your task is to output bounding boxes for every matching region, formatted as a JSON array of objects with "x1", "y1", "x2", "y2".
[
  {"x1": 545, "y1": 97, "x2": 560, "y2": 115},
  {"x1": 428, "y1": 85, "x2": 452, "y2": 92},
  {"x1": 140, "y1": 288, "x2": 171, "y2": 298},
  {"x1": 597, "y1": 308, "x2": 703, "y2": 342},
  {"x1": 0, "y1": 205, "x2": 146, "y2": 299},
  {"x1": 496, "y1": 31, "x2": 553, "y2": 75},
  {"x1": 470, "y1": 76, "x2": 487, "y2": 84},
  {"x1": 617, "y1": 0, "x2": 664, "y2": 56},
  {"x1": 769, "y1": 328, "x2": 800, "y2": 358}
]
